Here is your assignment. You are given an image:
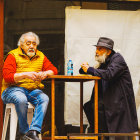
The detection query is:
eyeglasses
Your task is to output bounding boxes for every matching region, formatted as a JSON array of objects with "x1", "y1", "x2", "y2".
[{"x1": 25, "y1": 41, "x2": 37, "y2": 46}]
